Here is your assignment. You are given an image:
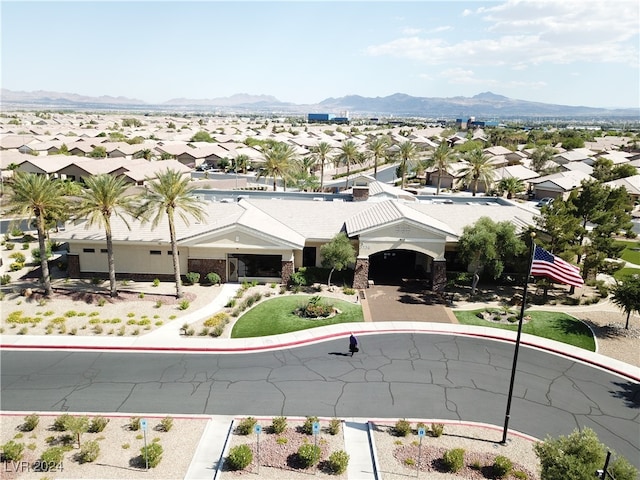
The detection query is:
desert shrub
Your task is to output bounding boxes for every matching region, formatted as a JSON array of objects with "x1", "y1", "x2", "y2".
[
  {"x1": 22, "y1": 414, "x2": 39, "y2": 432},
  {"x1": 301, "y1": 416, "x2": 319, "y2": 435},
  {"x1": 513, "y1": 471, "x2": 528, "y2": 479},
  {"x1": 184, "y1": 272, "x2": 200, "y2": 285},
  {"x1": 327, "y1": 450, "x2": 349, "y2": 474},
  {"x1": 430, "y1": 423, "x2": 444, "y2": 437},
  {"x1": 296, "y1": 296, "x2": 333, "y2": 318},
  {"x1": 492, "y1": 455, "x2": 513, "y2": 478},
  {"x1": 289, "y1": 270, "x2": 307, "y2": 287},
  {"x1": 79, "y1": 440, "x2": 100, "y2": 463},
  {"x1": 9, "y1": 262, "x2": 23, "y2": 271},
  {"x1": 442, "y1": 448, "x2": 465, "y2": 473},
  {"x1": 22, "y1": 243, "x2": 29, "y2": 250},
  {"x1": 328, "y1": 418, "x2": 341, "y2": 435},
  {"x1": 158, "y1": 416, "x2": 173, "y2": 432},
  {"x1": 204, "y1": 272, "x2": 221, "y2": 285},
  {"x1": 89, "y1": 416, "x2": 109, "y2": 433},
  {"x1": 0, "y1": 274, "x2": 11, "y2": 285},
  {"x1": 140, "y1": 442, "x2": 163, "y2": 468},
  {"x1": 297, "y1": 443, "x2": 321, "y2": 468},
  {"x1": 152, "y1": 278, "x2": 160, "y2": 287},
  {"x1": 9, "y1": 252, "x2": 26, "y2": 263},
  {"x1": 1, "y1": 440, "x2": 24, "y2": 462},
  {"x1": 32, "y1": 245, "x2": 52, "y2": 261},
  {"x1": 129, "y1": 416, "x2": 141, "y2": 431},
  {"x1": 270, "y1": 416, "x2": 287, "y2": 434},
  {"x1": 225, "y1": 299, "x2": 236, "y2": 308},
  {"x1": 5, "y1": 242, "x2": 15, "y2": 250},
  {"x1": 226, "y1": 444, "x2": 252, "y2": 471},
  {"x1": 39, "y1": 447, "x2": 65, "y2": 470},
  {"x1": 236, "y1": 417, "x2": 257, "y2": 436},
  {"x1": 178, "y1": 300, "x2": 190, "y2": 310},
  {"x1": 53, "y1": 414, "x2": 71, "y2": 431},
  {"x1": 342, "y1": 287, "x2": 356, "y2": 295},
  {"x1": 9, "y1": 227, "x2": 23, "y2": 238},
  {"x1": 393, "y1": 419, "x2": 412, "y2": 437},
  {"x1": 203, "y1": 312, "x2": 229, "y2": 328}
]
